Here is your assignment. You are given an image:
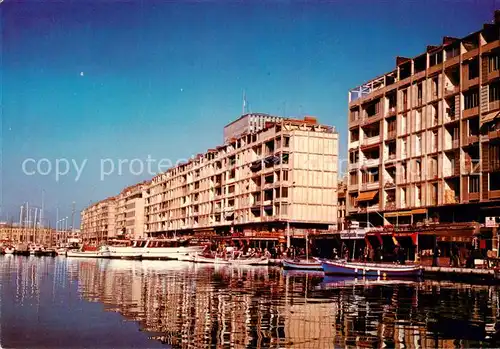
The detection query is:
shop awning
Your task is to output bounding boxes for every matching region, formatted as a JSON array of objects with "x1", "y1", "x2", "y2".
[
  {"x1": 356, "y1": 190, "x2": 378, "y2": 202},
  {"x1": 481, "y1": 110, "x2": 500, "y2": 126},
  {"x1": 411, "y1": 208, "x2": 427, "y2": 215}
]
